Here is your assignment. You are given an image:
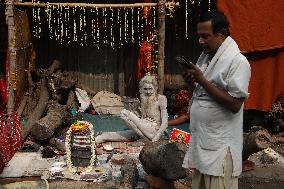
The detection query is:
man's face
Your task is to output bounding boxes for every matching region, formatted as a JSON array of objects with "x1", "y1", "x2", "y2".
[
  {"x1": 142, "y1": 83, "x2": 156, "y2": 96},
  {"x1": 197, "y1": 21, "x2": 222, "y2": 54}
]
